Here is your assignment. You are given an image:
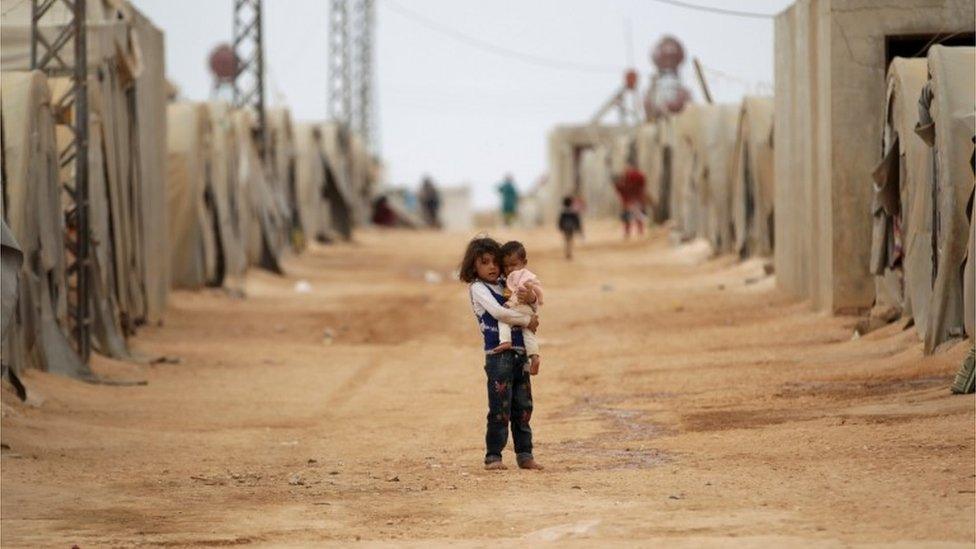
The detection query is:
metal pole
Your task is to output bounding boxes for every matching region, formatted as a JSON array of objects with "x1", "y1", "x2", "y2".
[
  {"x1": 692, "y1": 57, "x2": 714, "y2": 104},
  {"x1": 30, "y1": 0, "x2": 92, "y2": 362},
  {"x1": 73, "y1": 0, "x2": 91, "y2": 362},
  {"x1": 328, "y1": 0, "x2": 352, "y2": 129},
  {"x1": 233, "y1": 0, "x2": 268, "y2": 160}
]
